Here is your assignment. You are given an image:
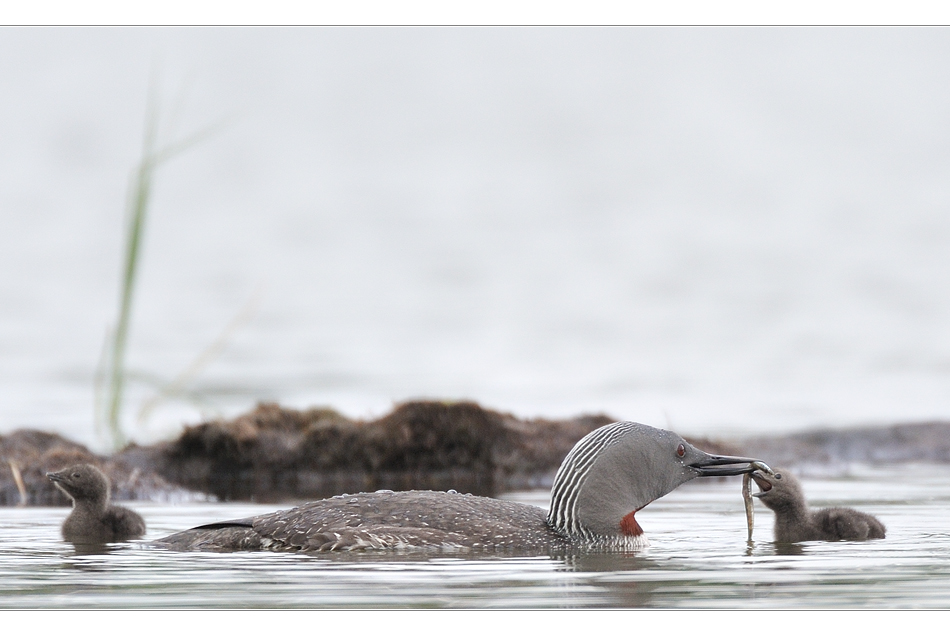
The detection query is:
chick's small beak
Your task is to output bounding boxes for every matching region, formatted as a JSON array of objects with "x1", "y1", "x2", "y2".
[{"x1": 750, "y1": 471, "x2": 772, "y2": 497}]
